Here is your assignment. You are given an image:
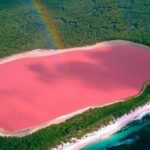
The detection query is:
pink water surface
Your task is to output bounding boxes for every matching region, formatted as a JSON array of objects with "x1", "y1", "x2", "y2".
[{"x1": 0, "y1": 44, "x2": 150, "y2": 131}]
